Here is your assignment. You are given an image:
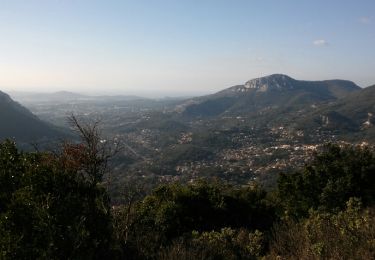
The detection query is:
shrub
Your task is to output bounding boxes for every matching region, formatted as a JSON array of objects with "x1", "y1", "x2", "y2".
[
  {"x1": 278, "y1": 144, "x2": 375, "y2": 218},
  {"x1": 268, "y1": 198, "x2": 375, "y2": 259}
]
